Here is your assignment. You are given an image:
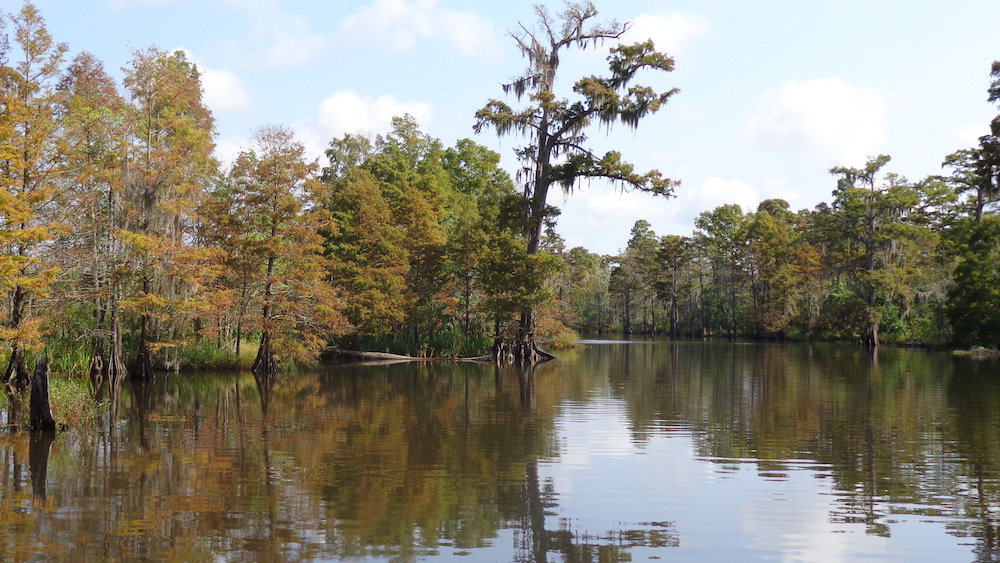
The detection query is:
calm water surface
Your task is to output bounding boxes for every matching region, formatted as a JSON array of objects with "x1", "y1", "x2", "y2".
[{"x1": 3, "y1": 341, "x2": 1000, "y2": 561}]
